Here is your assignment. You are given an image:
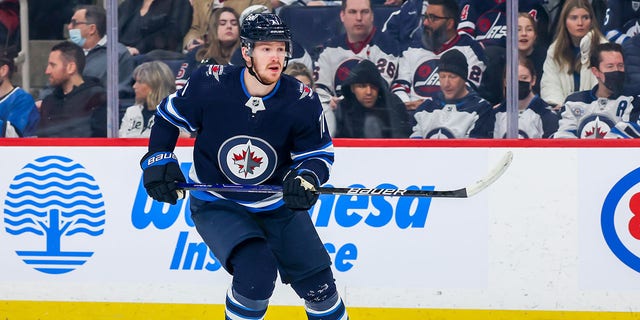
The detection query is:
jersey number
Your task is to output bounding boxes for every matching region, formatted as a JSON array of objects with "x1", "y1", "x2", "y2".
[
  {"x1": 469, "y1": 65, "x2": 482, "y2": 83},
  {"x1": 376, "y1": 59, "x2": 397, "y2": 80}
]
